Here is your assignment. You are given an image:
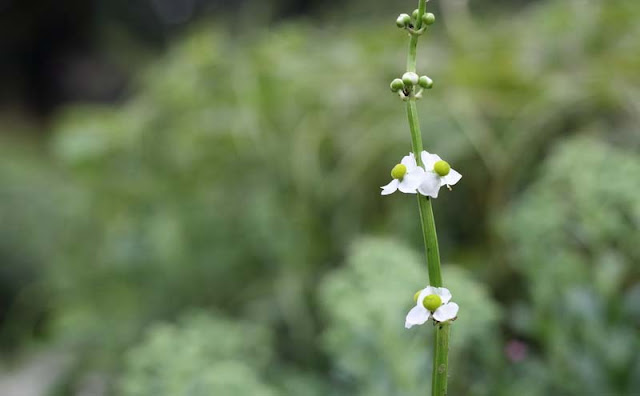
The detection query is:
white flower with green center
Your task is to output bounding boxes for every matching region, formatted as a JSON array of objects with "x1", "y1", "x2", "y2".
[
  {"x1": 381, "y1": 153, "x2": 425, "y2": 195},
  {"x1": 417, "y1": 151, "x2": 462, "y2": 198},
  {"x1": 405, "y1": 286, "x2": 459, "y2": 328}
]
